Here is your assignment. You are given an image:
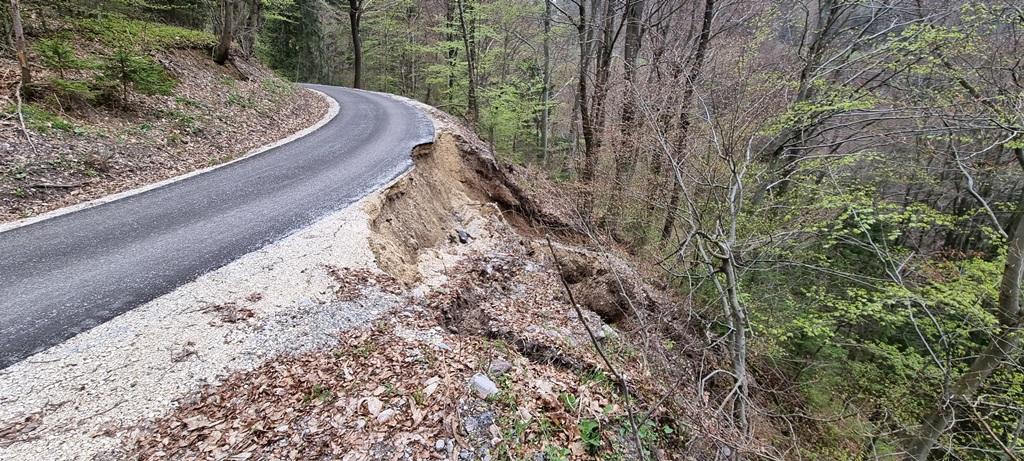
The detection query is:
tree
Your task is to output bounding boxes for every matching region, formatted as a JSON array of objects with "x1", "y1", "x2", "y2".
[
  {"x1": 661, "y1": 0, "x2": 714, "y2": 240},
  {"x1": 540, "y1": 0, "x2": 551, "y2": 163},
  {"x1": 455, "y1": 0, "x2": 478, "y2": 123},
  {"x1": 9, "y1": 0, "x2": 30, "y2": 87},
  {"x1": 239, "y1": 0, "x2": 263, "y2": 57},
  {"x1": 347, "y1": 0, "x2": 365, "y2": 88},
  {"x1": 907, "y1": 196, "x2": 1024, "y2": 459},
  {"x1": 214, "y1": 0, "x2": 235, "y2": 64},
  {"x1": 608, "y1": 0, "x2": 644, "y2": 232}
]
